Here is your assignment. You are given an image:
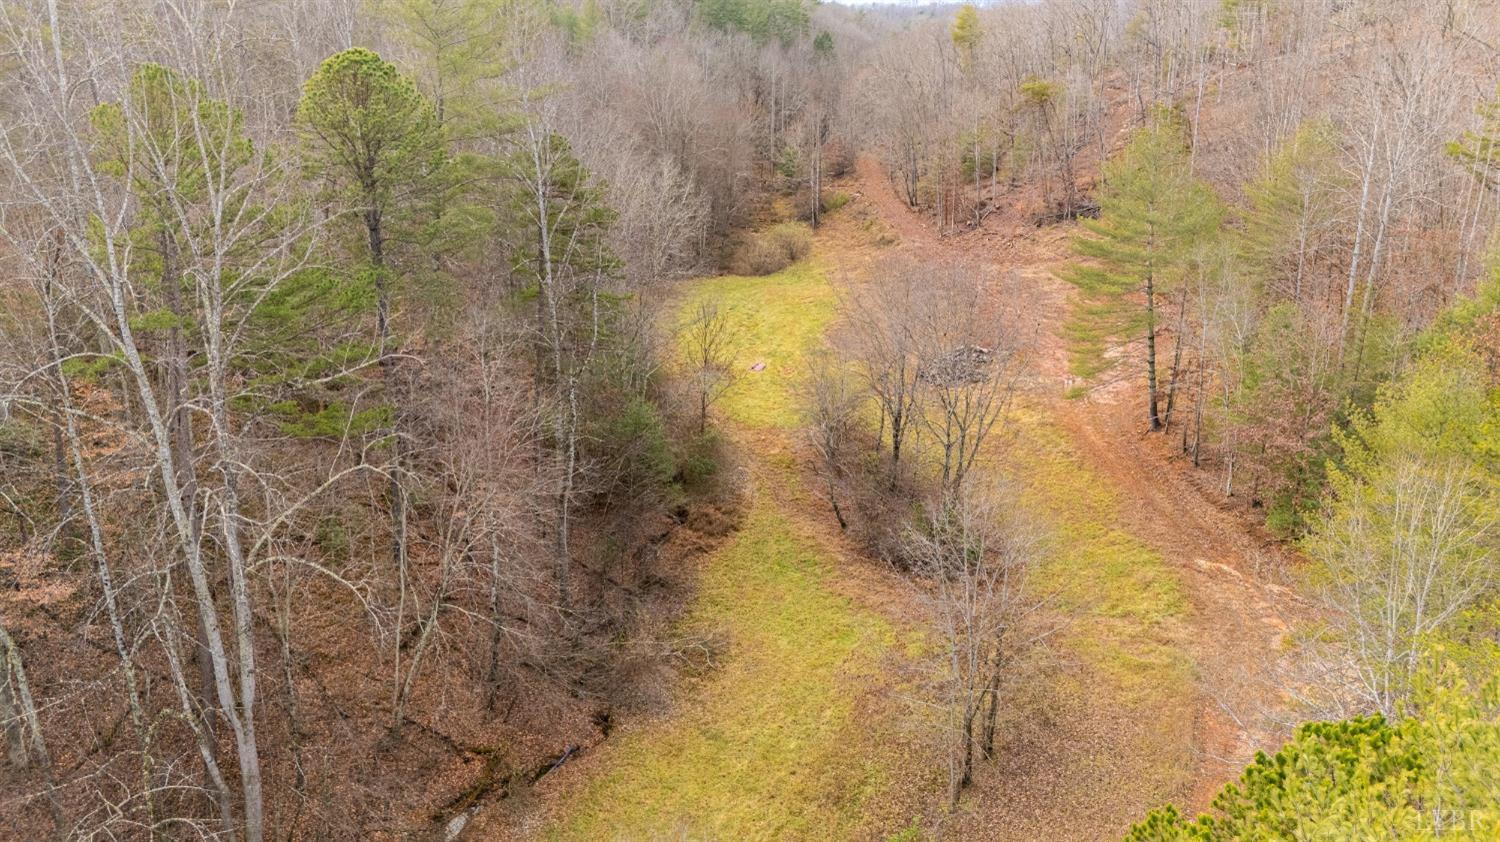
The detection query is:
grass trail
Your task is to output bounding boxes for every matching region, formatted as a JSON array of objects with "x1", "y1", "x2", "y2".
[
  {"x1": 1019, "y1": 408, "x2": 1192, "y2": 708},
  {"x1": 547, "y1": 214, "x2": 1203, "y2": 838},
  {"x1": 549, "y1": 257, "x2": 912, "y2": 839},
  {"x1": 684, "y1": 261, "x2": 837, "y2": 429},
  {"x1": 553, "y1": 501, "x2": 899, "y2": 838}
]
